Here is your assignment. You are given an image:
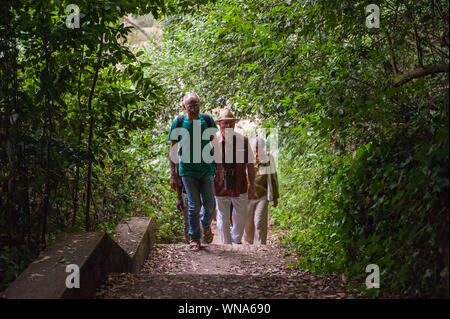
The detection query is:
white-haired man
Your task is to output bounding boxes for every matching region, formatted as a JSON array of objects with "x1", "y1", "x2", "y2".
[{"x1": 168, "y1": 92, "x2": 223, "y2": 251}]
